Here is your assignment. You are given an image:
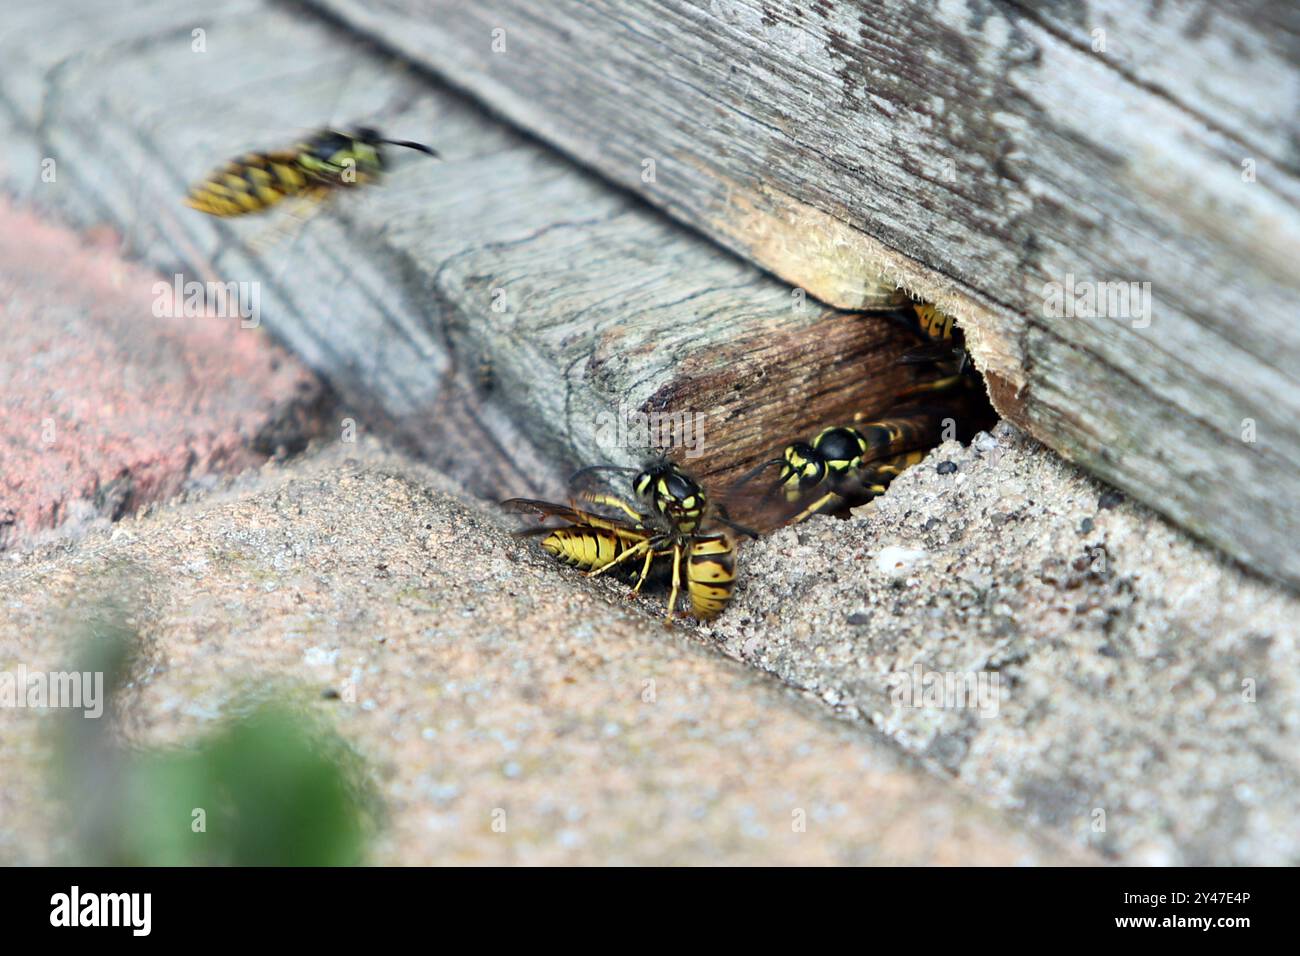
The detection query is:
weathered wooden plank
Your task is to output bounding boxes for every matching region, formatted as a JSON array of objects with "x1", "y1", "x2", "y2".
[
  {"x1": 0, "y1": 0, "x2": 949, "y2": 521},
  {"x1": 1004, "y1": 0, "x2": 1300, "y2": 171},
  {"x1": 304, "y1": 0, "x2": 1300, "y2": 588}
]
